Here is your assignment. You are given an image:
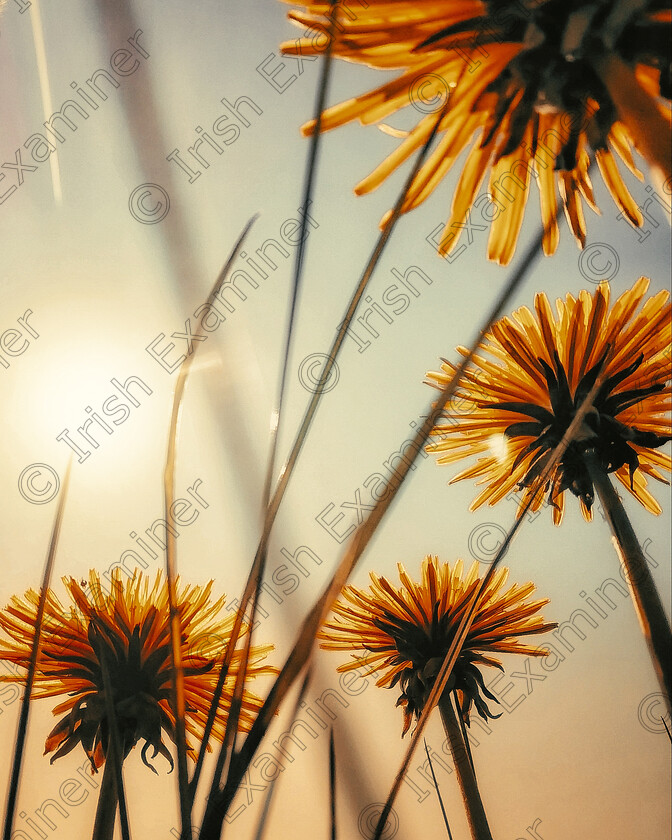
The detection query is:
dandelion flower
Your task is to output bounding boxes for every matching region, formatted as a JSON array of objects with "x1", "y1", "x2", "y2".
[
  {"x1": 319, "y1": 555, "x2": 555, "y2": 735},
  {"x1": 282, "y1": 0, "x2": 671, "y2": 264},
  {"x1": 426, "y1": 277, "x2": 672, "y2": 524},
  {"x1": 0, "y1": 569, "x2": 275, "y2": 773}
]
